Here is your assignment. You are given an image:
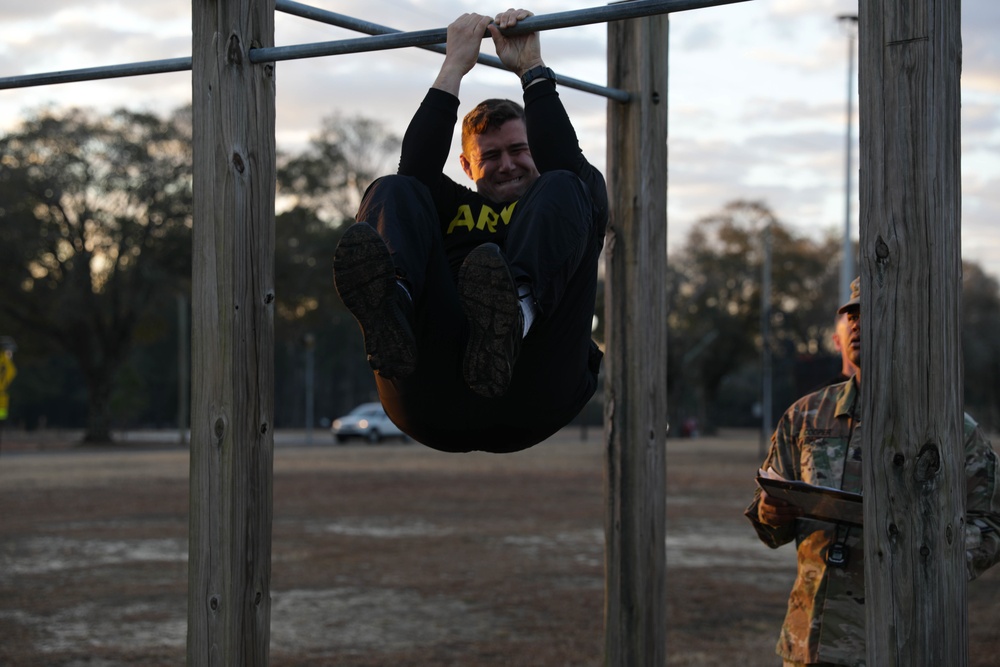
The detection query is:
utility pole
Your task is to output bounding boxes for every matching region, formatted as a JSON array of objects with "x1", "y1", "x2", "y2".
[
  {"x1": 838, "y1": 14, "x2": 859, "y2": 305},
  {"x1": 759, "y1": 223, "x2": 772, "y2": 459},
  {"x1": 303, "y1": 332, "x2": 315, "y2": 444}
]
